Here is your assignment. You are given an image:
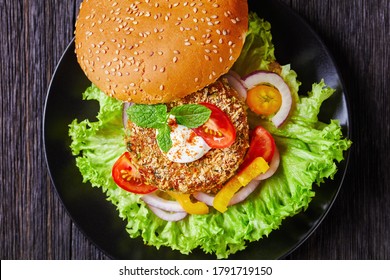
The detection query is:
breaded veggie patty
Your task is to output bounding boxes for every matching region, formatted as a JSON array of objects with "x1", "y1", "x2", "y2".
[{"x1": 125, "y1": 79, "x2": 249, "y2": 193}]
